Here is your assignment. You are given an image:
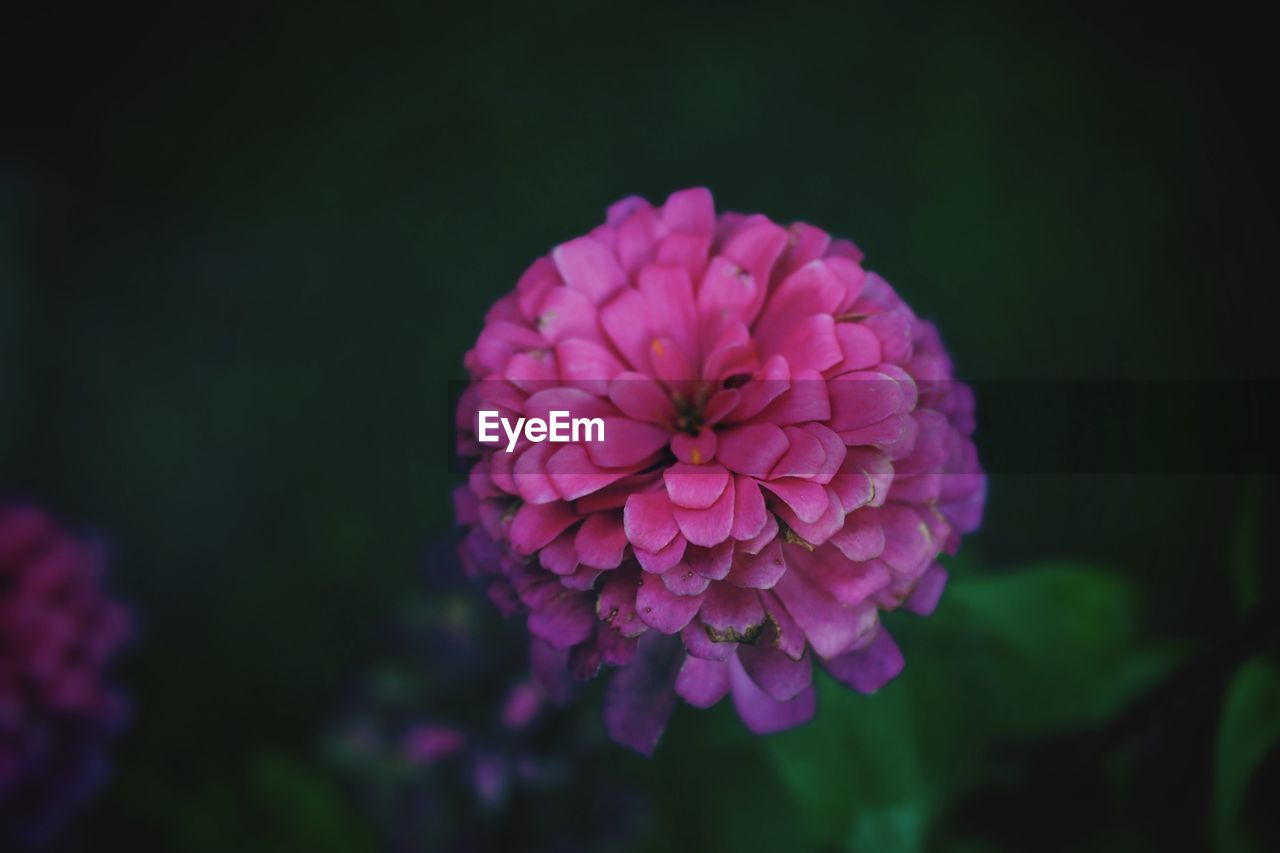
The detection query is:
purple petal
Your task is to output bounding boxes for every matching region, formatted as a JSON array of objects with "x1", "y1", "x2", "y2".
[
  {"x1": 727, "y1": 538, "x2": 787, "y2": 589},
  {"x1": 660, "y1": 564, "x2": 712, "y2": 596},
  {"x1": 904, "y1": 564, "x2": 948, "y2": 615},
  {"x1": 738, "y1": 639, "x2": 812, "y2": 702},
  {"x1": 527, "y1": 590, "x2": 596, "y2": 649},
  {"x1": 823, "y1": 628, "x2": 904, "y2": 694},
  {"x1": 680, "y1": 619, "x2": 738, "y2": 661},
  {"x1": 675, "y1": 655, "x2": 731, "y2": 708},
  {"x1": 530, "y1": 637, "x2": 572, "y2": 702},
  {"x1": 636, "y1": 577, "x2": 704, "y2": 634},
  {"x1": 597, "y1": 567, "x2": 646, "y2": 638},
  {"x1": 604, "y1": 632, "x2": 684, "y2": 756},
  {"x1": 700, "y1": 583, "x2": 766, "y2": 642},
  {"x1": 773, "y1": 557, "x2": 880, "y2": 659},
  {"x1": 729, "y1": 655, "x2": 817, "y2": 735}
]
